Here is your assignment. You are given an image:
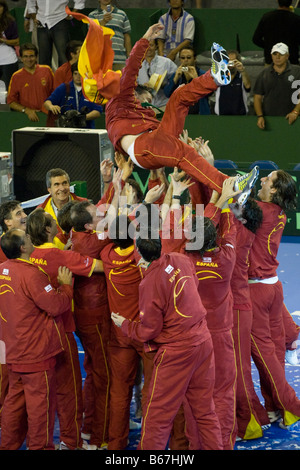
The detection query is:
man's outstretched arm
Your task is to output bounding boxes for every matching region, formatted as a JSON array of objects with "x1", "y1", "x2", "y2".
[{"x1": 120, "y1": 24, "x2": 164, "y2": 94}]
